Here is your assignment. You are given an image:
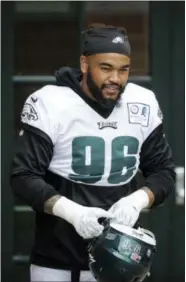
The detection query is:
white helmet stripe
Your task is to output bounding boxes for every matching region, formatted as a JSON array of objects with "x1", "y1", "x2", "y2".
[{"x1": 110, "y1": 223, "x2": 156, "y2": 246}]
